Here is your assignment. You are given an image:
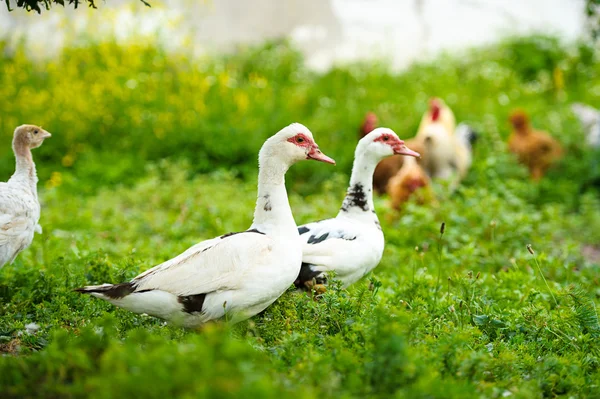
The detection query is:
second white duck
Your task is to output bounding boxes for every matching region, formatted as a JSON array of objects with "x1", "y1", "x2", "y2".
[
  {"x1": 76, "y1": 123, "x2": 335, "y2": 327},
  {"x1": 295, "y1": 128, "x2": 419, "y2": 289}
]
